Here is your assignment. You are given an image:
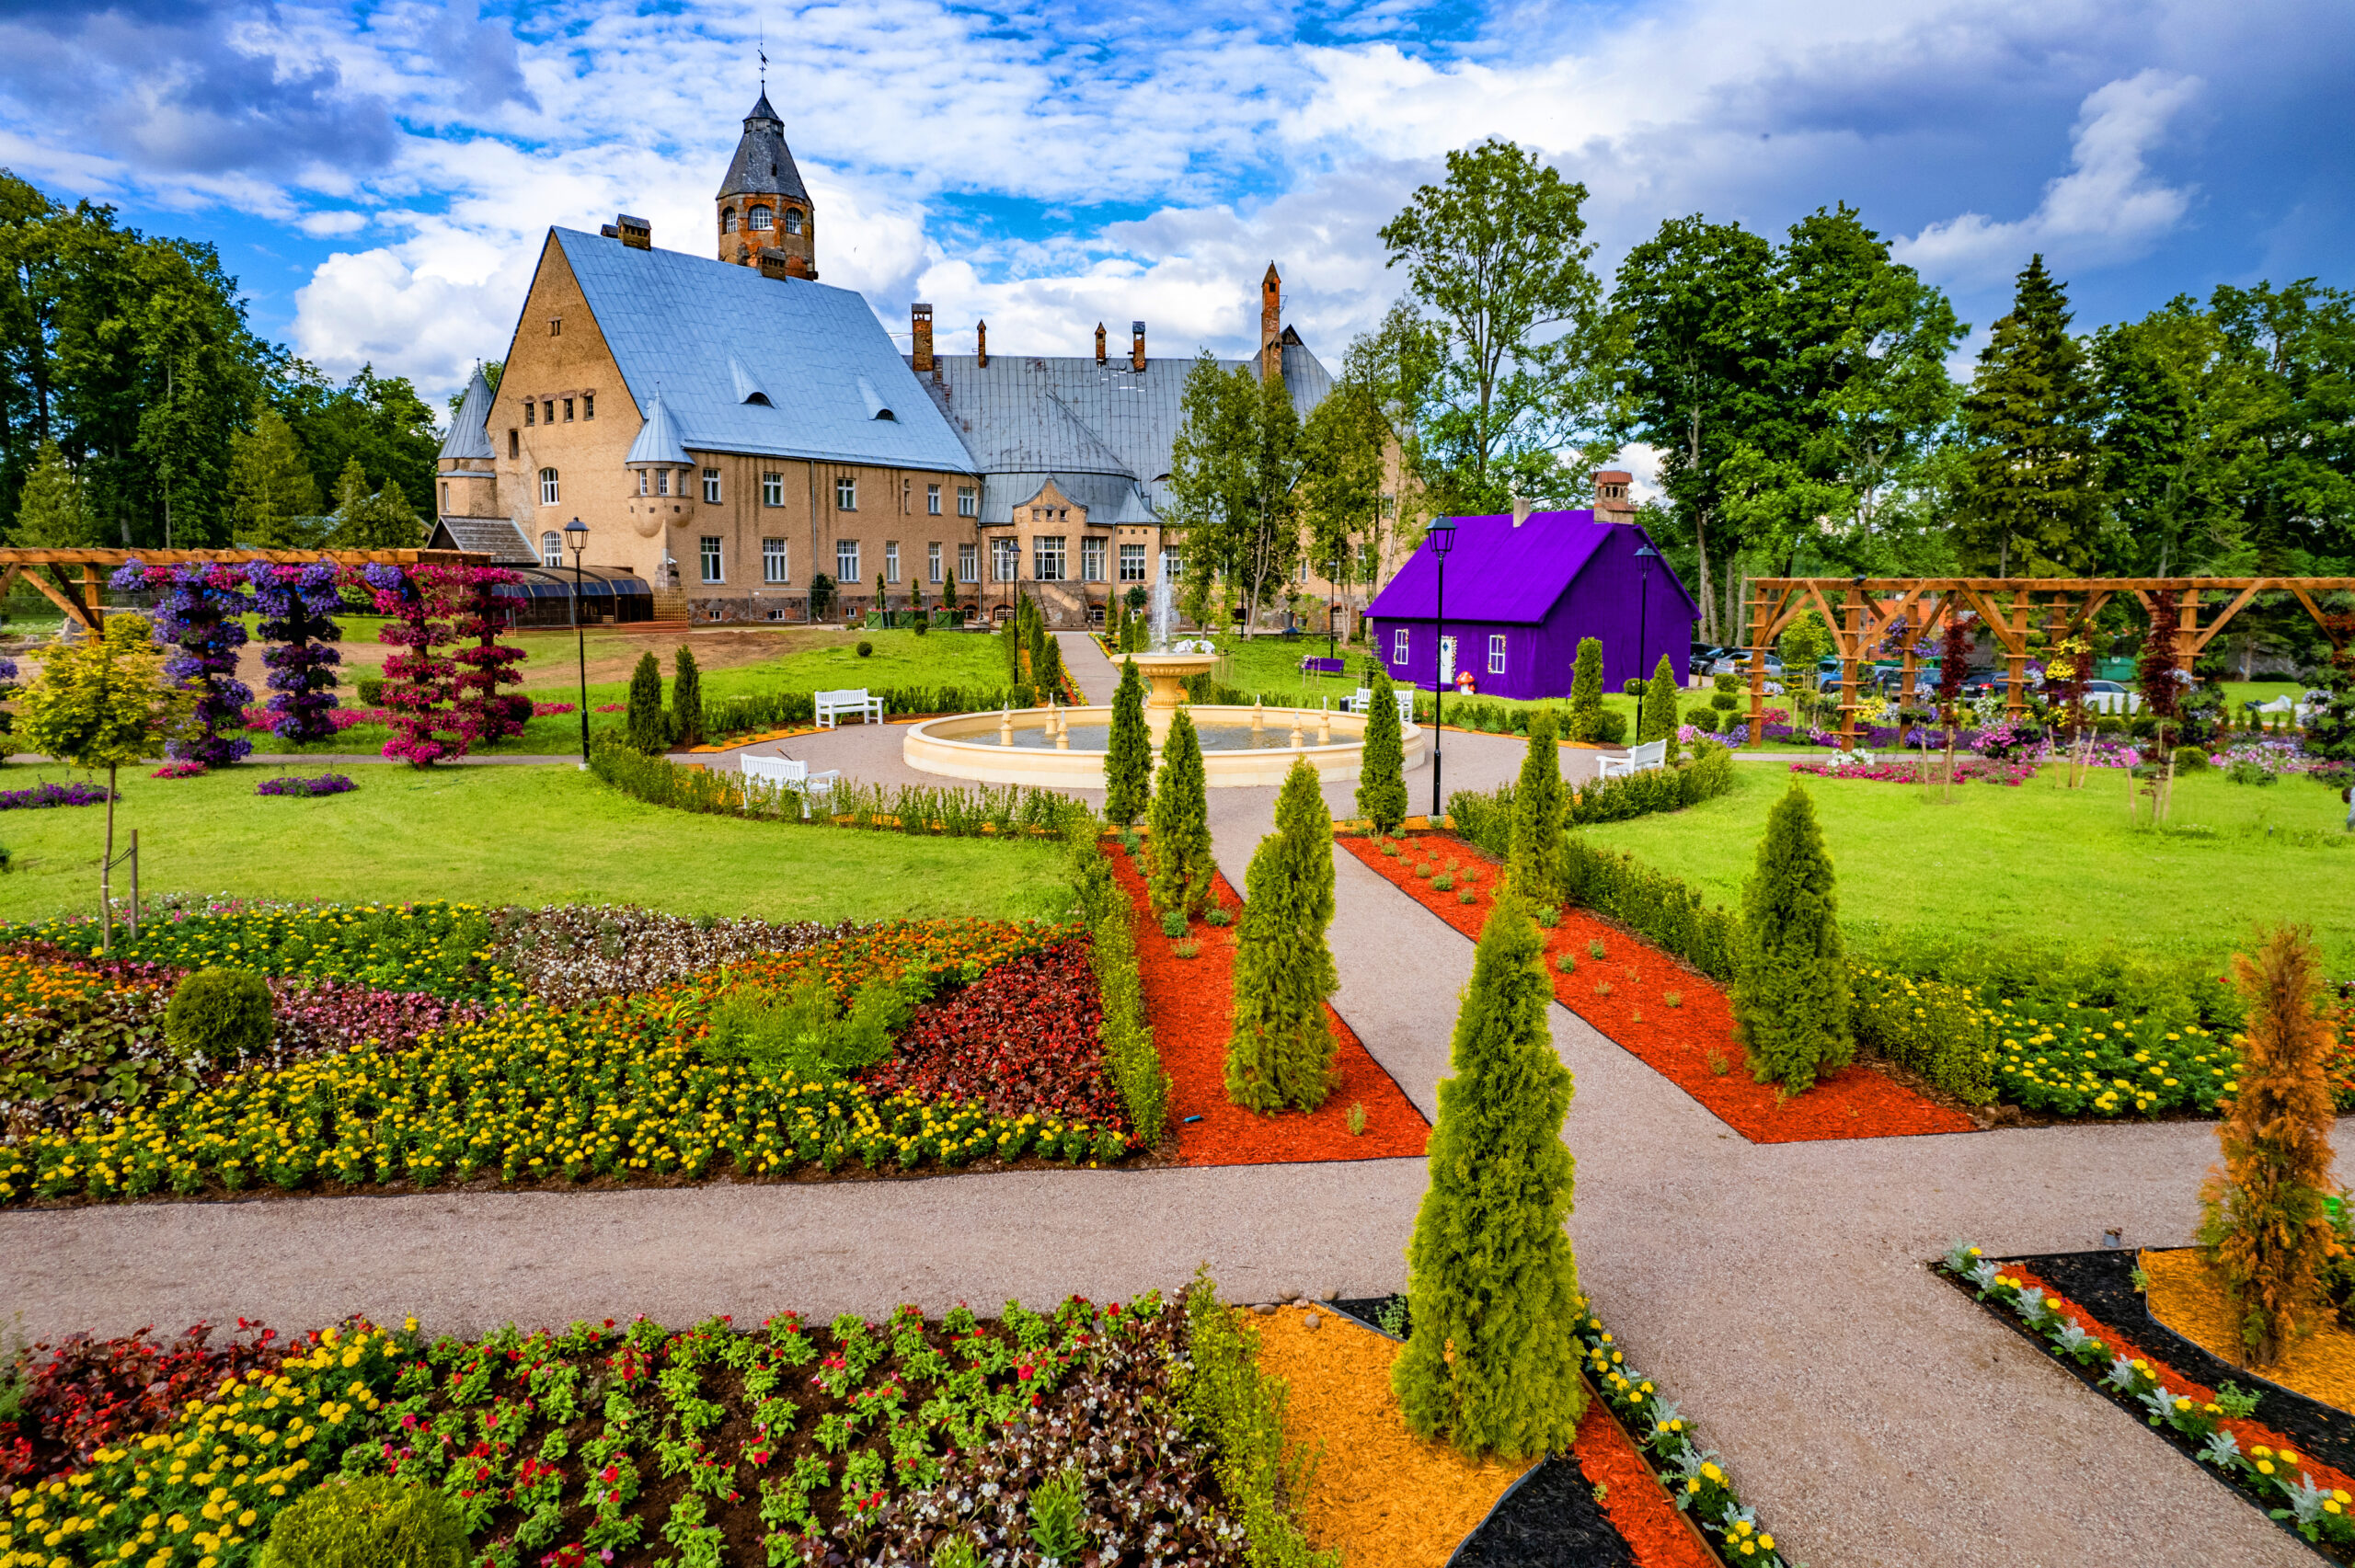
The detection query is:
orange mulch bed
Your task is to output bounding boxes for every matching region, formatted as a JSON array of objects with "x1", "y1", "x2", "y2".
[
  {"x1": 1570, "y1": 1394, "x2": 1721, "y2": 1568},
  {"x1": 1108, "y1": 843, "x2": 1430, "y2": 1165},
  {"x1": 2144, "y1": 1248, "x2": 2355, "y2": 1414},
  {"x1": 1338, "y1": 831, "x2": 1977, "y2": 1146}
]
